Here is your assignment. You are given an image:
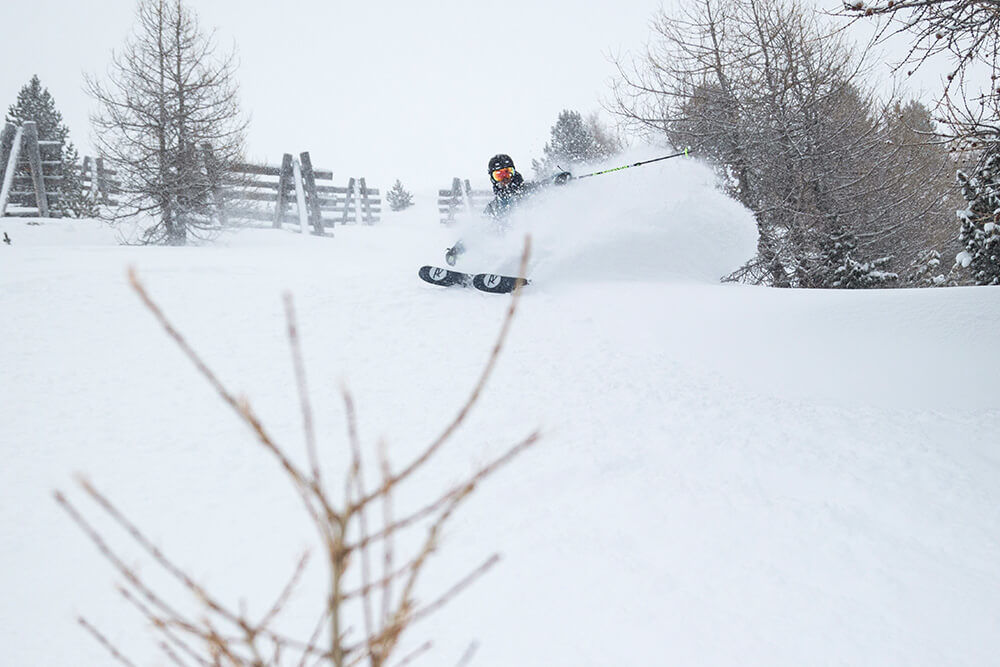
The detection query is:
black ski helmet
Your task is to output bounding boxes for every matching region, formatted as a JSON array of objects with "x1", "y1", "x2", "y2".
[{"x1": 488, "y1": 154, "x2": 515, "y2": 174}]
